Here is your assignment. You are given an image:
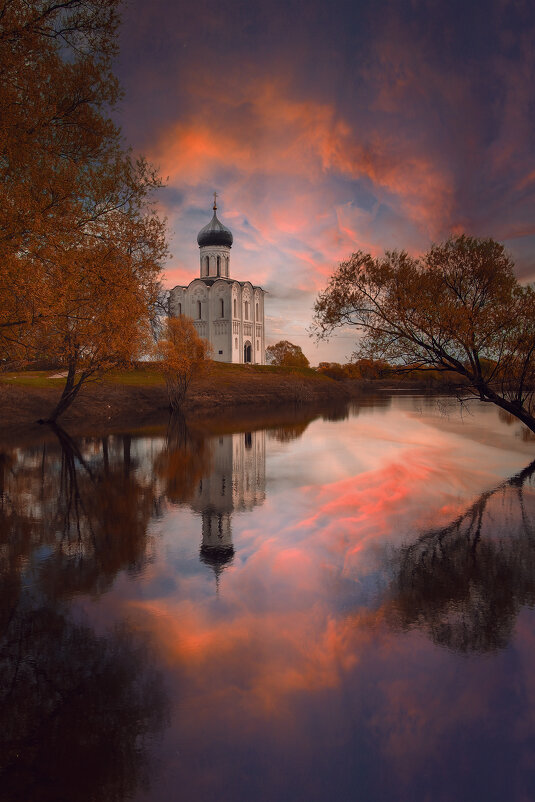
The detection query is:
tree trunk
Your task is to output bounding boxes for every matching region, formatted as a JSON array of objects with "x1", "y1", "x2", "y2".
[
  {"x1": 476, "y1": 379, "x2": 535, "y2": 435},
  {"x1": 39, "y1": 359, "x2": 88, "y2": 423}
]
